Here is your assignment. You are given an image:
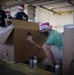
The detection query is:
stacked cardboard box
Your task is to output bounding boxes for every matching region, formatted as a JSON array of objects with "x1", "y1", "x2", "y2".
[{"x1": 62, "y1": 25, "x2": 74, "y2": 75}]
